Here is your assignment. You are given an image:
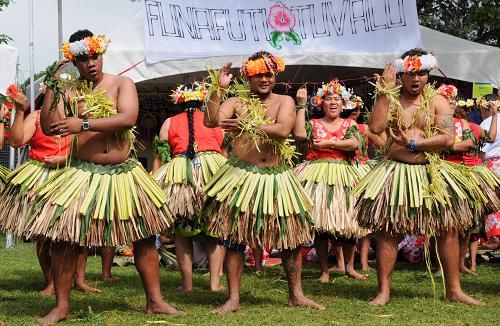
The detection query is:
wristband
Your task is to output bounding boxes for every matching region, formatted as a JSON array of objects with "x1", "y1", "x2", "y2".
[
  {"x1": 295, "y1": 104, "x2": 307, "y2": 111},
  {"x1": 406, "y1": 139, "x2": 417, "y2": 152}
]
